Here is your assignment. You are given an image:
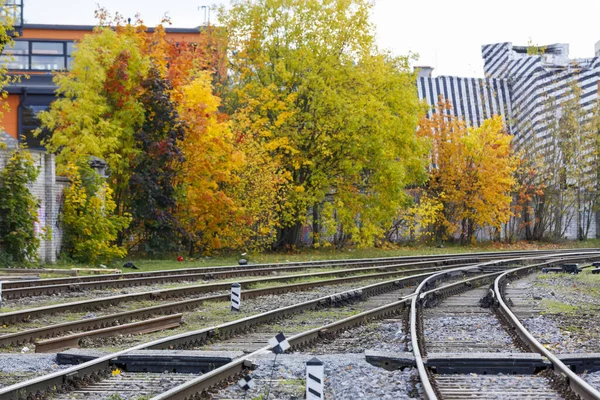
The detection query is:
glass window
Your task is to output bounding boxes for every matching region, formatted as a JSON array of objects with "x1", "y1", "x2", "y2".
[
  {"x1": 21, "y1": 100, "x2": 51, "y2": 150},
  {"x1": 1, "y1": 40, "x2": 75, "y2": 70},
  {"x1": 31, "y1": 55, "x2": 65, "y2": 70},
  {"x1": 66, "y1": 42, "x2": 76, "y2": 56},
  {"x1": 4, "y1": 40, "x2": 28, "y2": 54},
  {"x1": 22, "y1": 127, "x2": 49, "y2": 149},
  {"x1": 0, "y1": 54, "x2": 27, "y2": 69},
  {"x1": 32, "y1": 42, "x2": 63, "y2": 55},
  {"x1": 0, "y1": 2, "x2": 22, "y2": 25},
  {"x1": 22, "y1": 105, "x2": 47, "y2": 127}
]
